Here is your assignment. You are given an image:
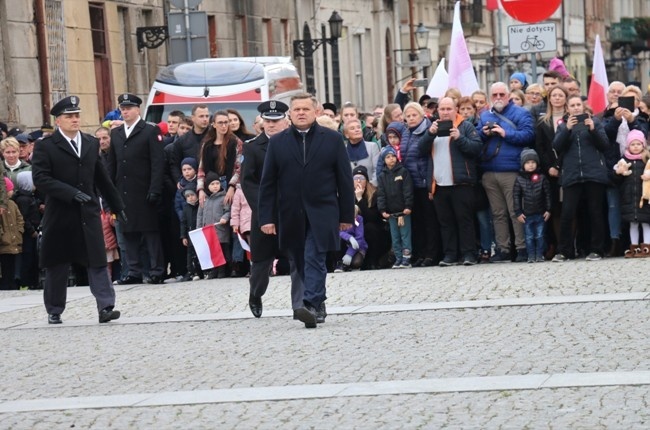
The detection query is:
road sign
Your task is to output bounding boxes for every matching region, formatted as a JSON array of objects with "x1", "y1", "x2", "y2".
[
  {"x1": 168, "y1": 11, "x2": 209, "y2": 63},
  {"x1": 507, "y1": 23, "x2": 557, "y2": 55},
  {"x1": 501, "y1": 0, "x2": 562, "y2": 23},
  {"x1": 170, "y1": 0, "x2": 202, "y2": 9}
]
